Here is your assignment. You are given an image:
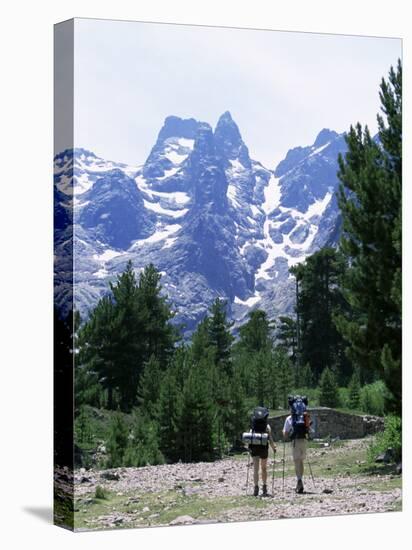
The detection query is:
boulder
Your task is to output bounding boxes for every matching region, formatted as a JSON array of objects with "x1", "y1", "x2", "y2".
[
  {"x1": 375, "y1": 448, "x2": 394, "y2": 464},
  {"x1": 80, "y1": 476, "x2": 91, "y2": 484},
  {"x1": 101, "y1": 471, "x2": 120, "y2": 481}
]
